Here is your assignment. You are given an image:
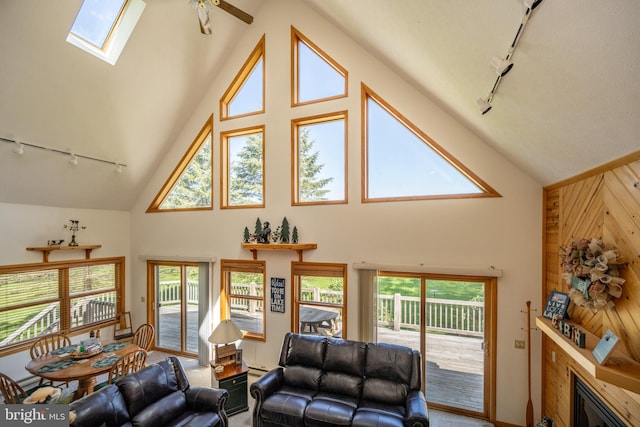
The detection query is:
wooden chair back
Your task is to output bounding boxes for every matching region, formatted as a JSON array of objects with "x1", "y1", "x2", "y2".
[
  {"x1": 0, "y1": 372, "x2": 27, "y2": 404},
  {"x1": 107, "y1": 349, "x2": 147, "y2": 385},
  {"x1": 113, "y1": 311, "x2": 134, "y2": 341},
  {"x1": 132, "y1": 324, "x2": 155, "y2": 351},
  {"x1": 30, "y1": 333, "x2": 72, "y2": 359}
]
